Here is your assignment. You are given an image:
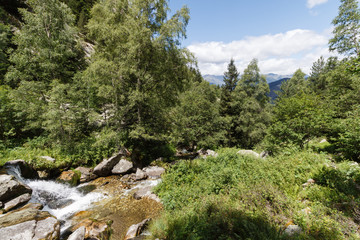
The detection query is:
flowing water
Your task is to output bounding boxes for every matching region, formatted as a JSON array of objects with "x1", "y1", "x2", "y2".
[
  {"x1": 5, "y1": 165, "x2": 163, "y2": 239},
  {"x1": 5, "y1": 165, "x2": 106, "y2": 234}
]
